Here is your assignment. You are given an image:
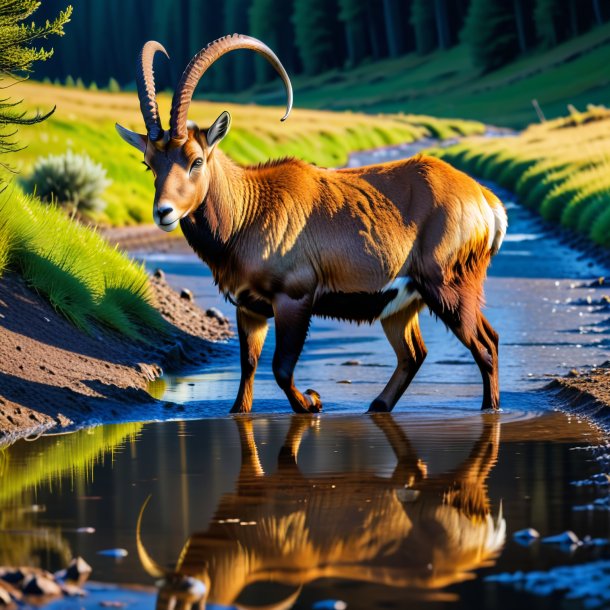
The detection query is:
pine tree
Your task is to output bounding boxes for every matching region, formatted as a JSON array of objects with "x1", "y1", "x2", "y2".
[
  {"x1": 410, "y1": 0, "x2": 437, "y2": 55},
  {"x1": 534, "y1": 0, "x2": 561, "y2": 48},
  {"x1": 293, "y1": 0, "x2": 340, "y2": 75},
  {"x1": 462, "y1": 0, "x2": 519, "y2": 72},
  {"x1": 0, "y1": 0, "x2": 72, "y2": 158},
  {"x1": 338, "y1": 0, "x2": 369, "y2": 68}
]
